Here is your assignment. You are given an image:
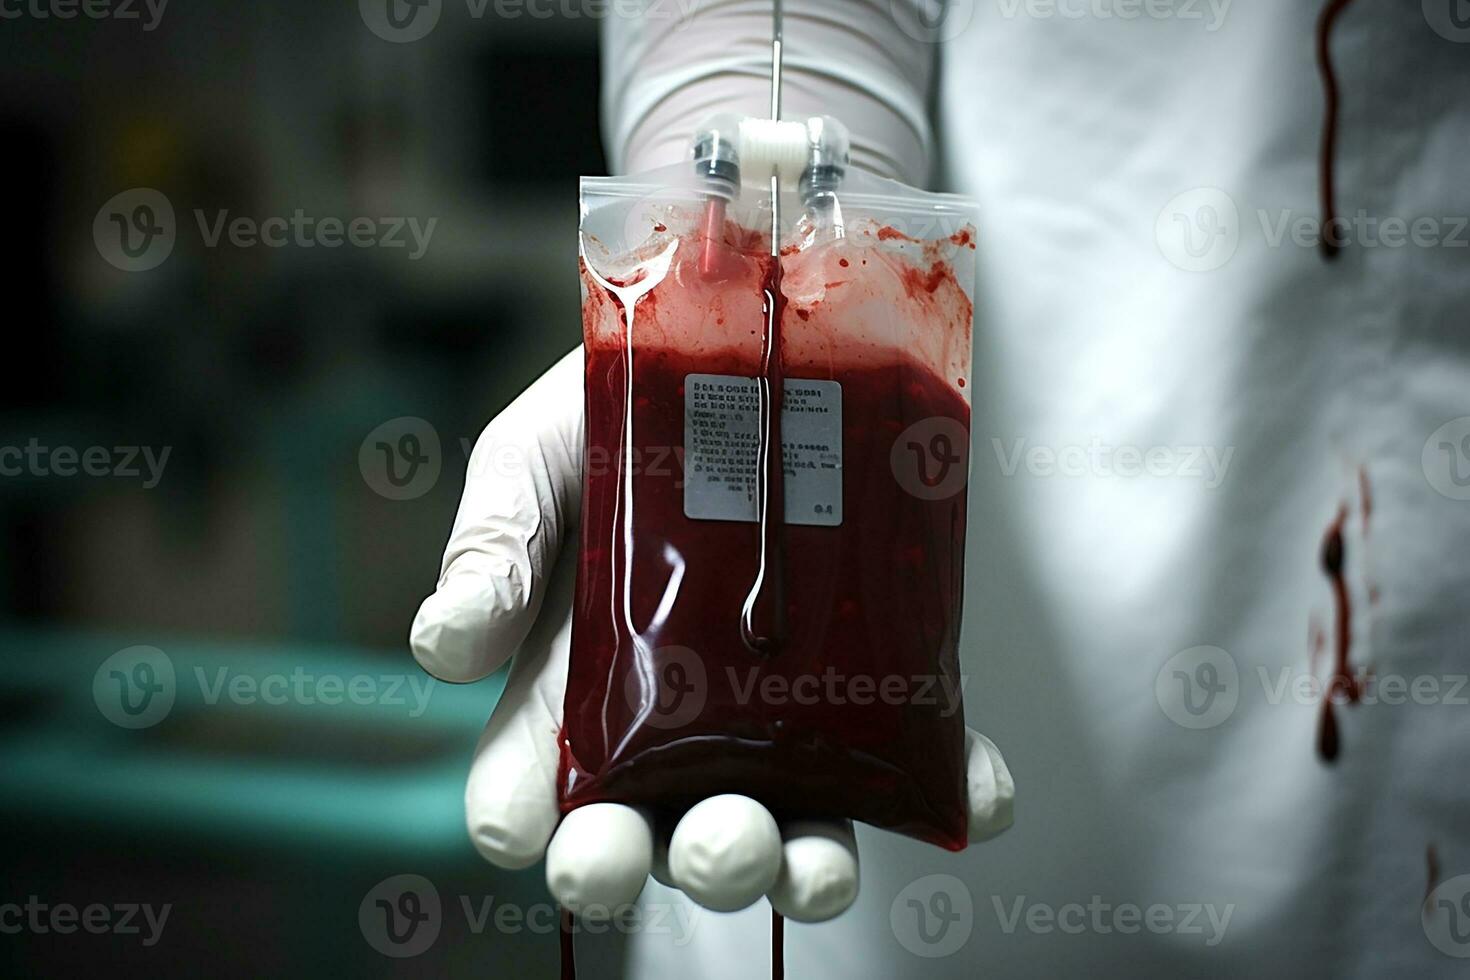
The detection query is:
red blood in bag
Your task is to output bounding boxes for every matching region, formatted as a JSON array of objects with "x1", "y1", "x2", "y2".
[{"x1": 563, "y1": 226, "x2": 974, "y2": 849}]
